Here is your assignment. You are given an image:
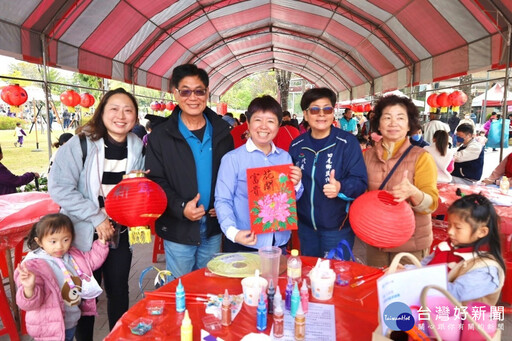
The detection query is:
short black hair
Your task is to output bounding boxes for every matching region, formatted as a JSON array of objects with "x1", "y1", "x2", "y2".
[
  {"x1": 283, "y1": 111, "x2": 291, "y2": 118},
  {"x1": 247, "y1": 95, "x2": 283, "y2": 124},
  {"x1": 371, "y1": 95, "x2": 421, "y2": 136},
  {"x1": 456, "y1": 123, "x2": 474, "y2": 135},
  {"x1": 170, "y1": 64, "x2": 209, "y2": 89},
  {"x1": 300, "y1": 88, "x2": 336, "y2": 111}
]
